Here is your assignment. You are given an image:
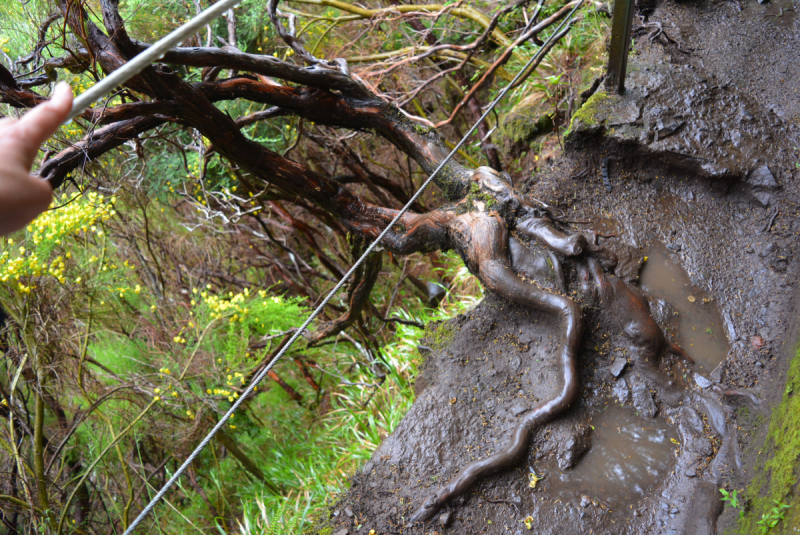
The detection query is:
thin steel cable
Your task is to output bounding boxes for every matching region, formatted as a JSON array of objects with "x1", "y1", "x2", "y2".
[
  {"x1": 122, "y1": 3, "x2": 584, "y2": 532},
  {"x1": 64, "y1": 0, "x2": 242, "y2": 123}
]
